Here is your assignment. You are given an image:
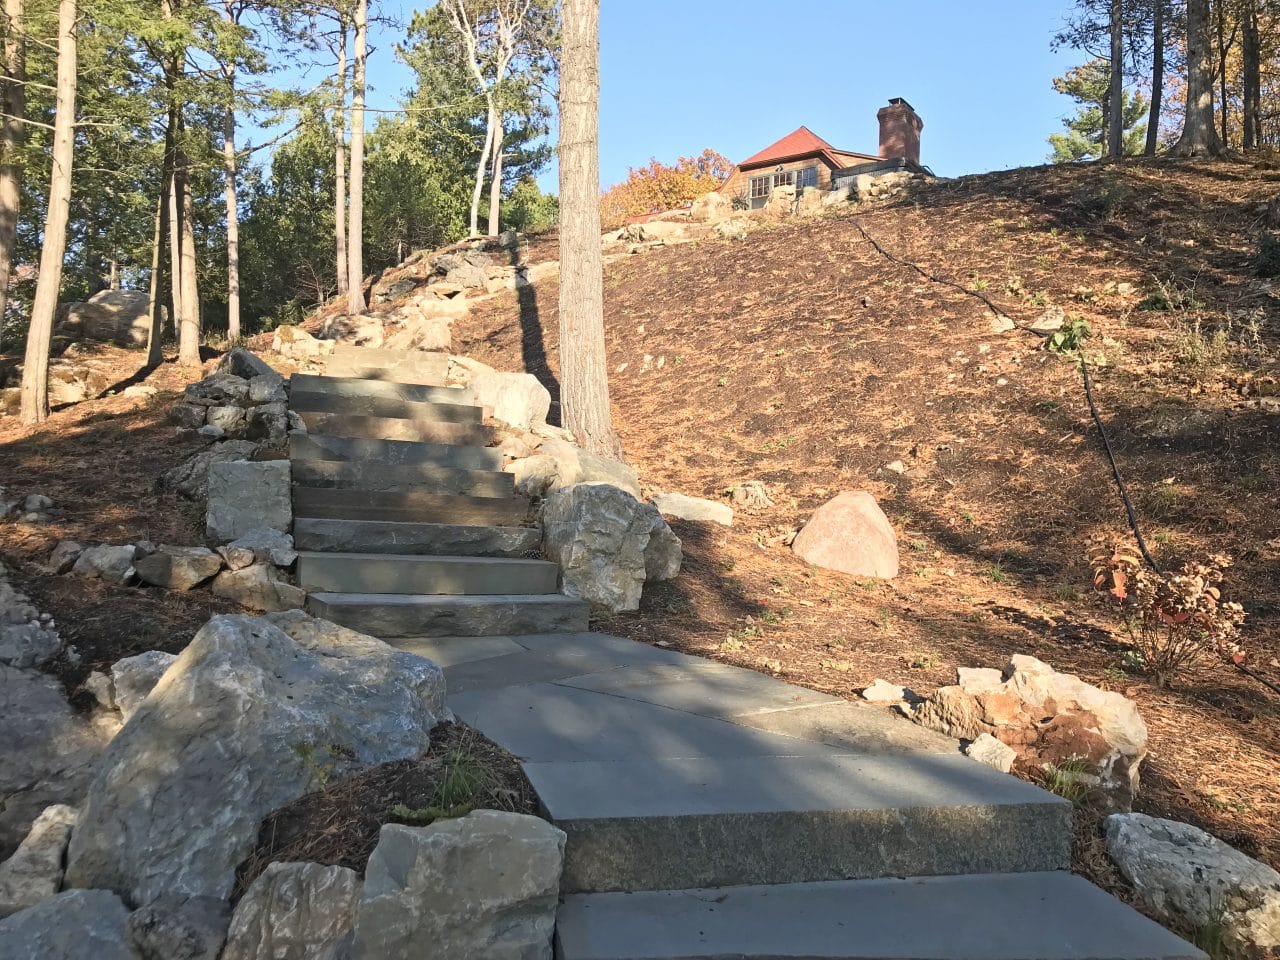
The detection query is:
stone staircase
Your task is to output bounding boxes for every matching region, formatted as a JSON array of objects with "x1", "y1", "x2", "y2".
[
  {"x1": 288, "y1": 352, "x2": 1203, "y2": 960},
  {"x1": 288, "y1": 366, "x2": 590, "y2": 638}
]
